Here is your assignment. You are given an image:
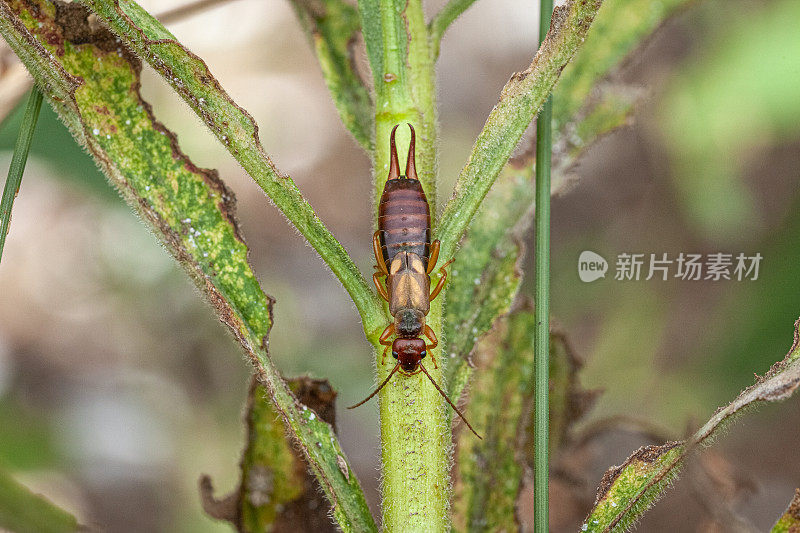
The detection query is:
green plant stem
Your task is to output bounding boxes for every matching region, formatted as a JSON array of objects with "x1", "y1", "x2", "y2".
[
  {"x1": 358, "y1": 0, "x2": 447, "y2": 528},
  {"x1": 534, "y1": 1, "x2": 553, "y2": 531},
  {"x1": 0, "y1": 88, "x2": 42, "y2": 265}
]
